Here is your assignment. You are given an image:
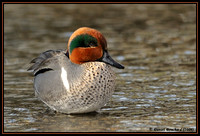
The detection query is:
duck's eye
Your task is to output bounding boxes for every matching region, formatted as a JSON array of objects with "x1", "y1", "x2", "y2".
[
  {"x1": 88, "y1": 41, "x2": 98, "y2": 47},
  {"x1": 70, "y1": 34, "x2": 98, "y2": 53}
]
